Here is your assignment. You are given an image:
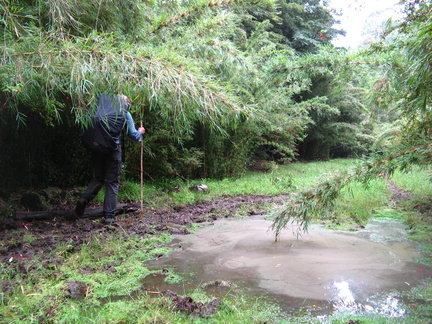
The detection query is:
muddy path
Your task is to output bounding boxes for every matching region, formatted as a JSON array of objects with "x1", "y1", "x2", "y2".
[
  {"x1": 0, "y1": 194, "x2": 285, "y2": 290},
  {"x1": 1, "y1": 180, "x2": 428, "y2": 319},
  {"x1": 0, "y1": 178, "x2": 414, "y2": 272}
]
